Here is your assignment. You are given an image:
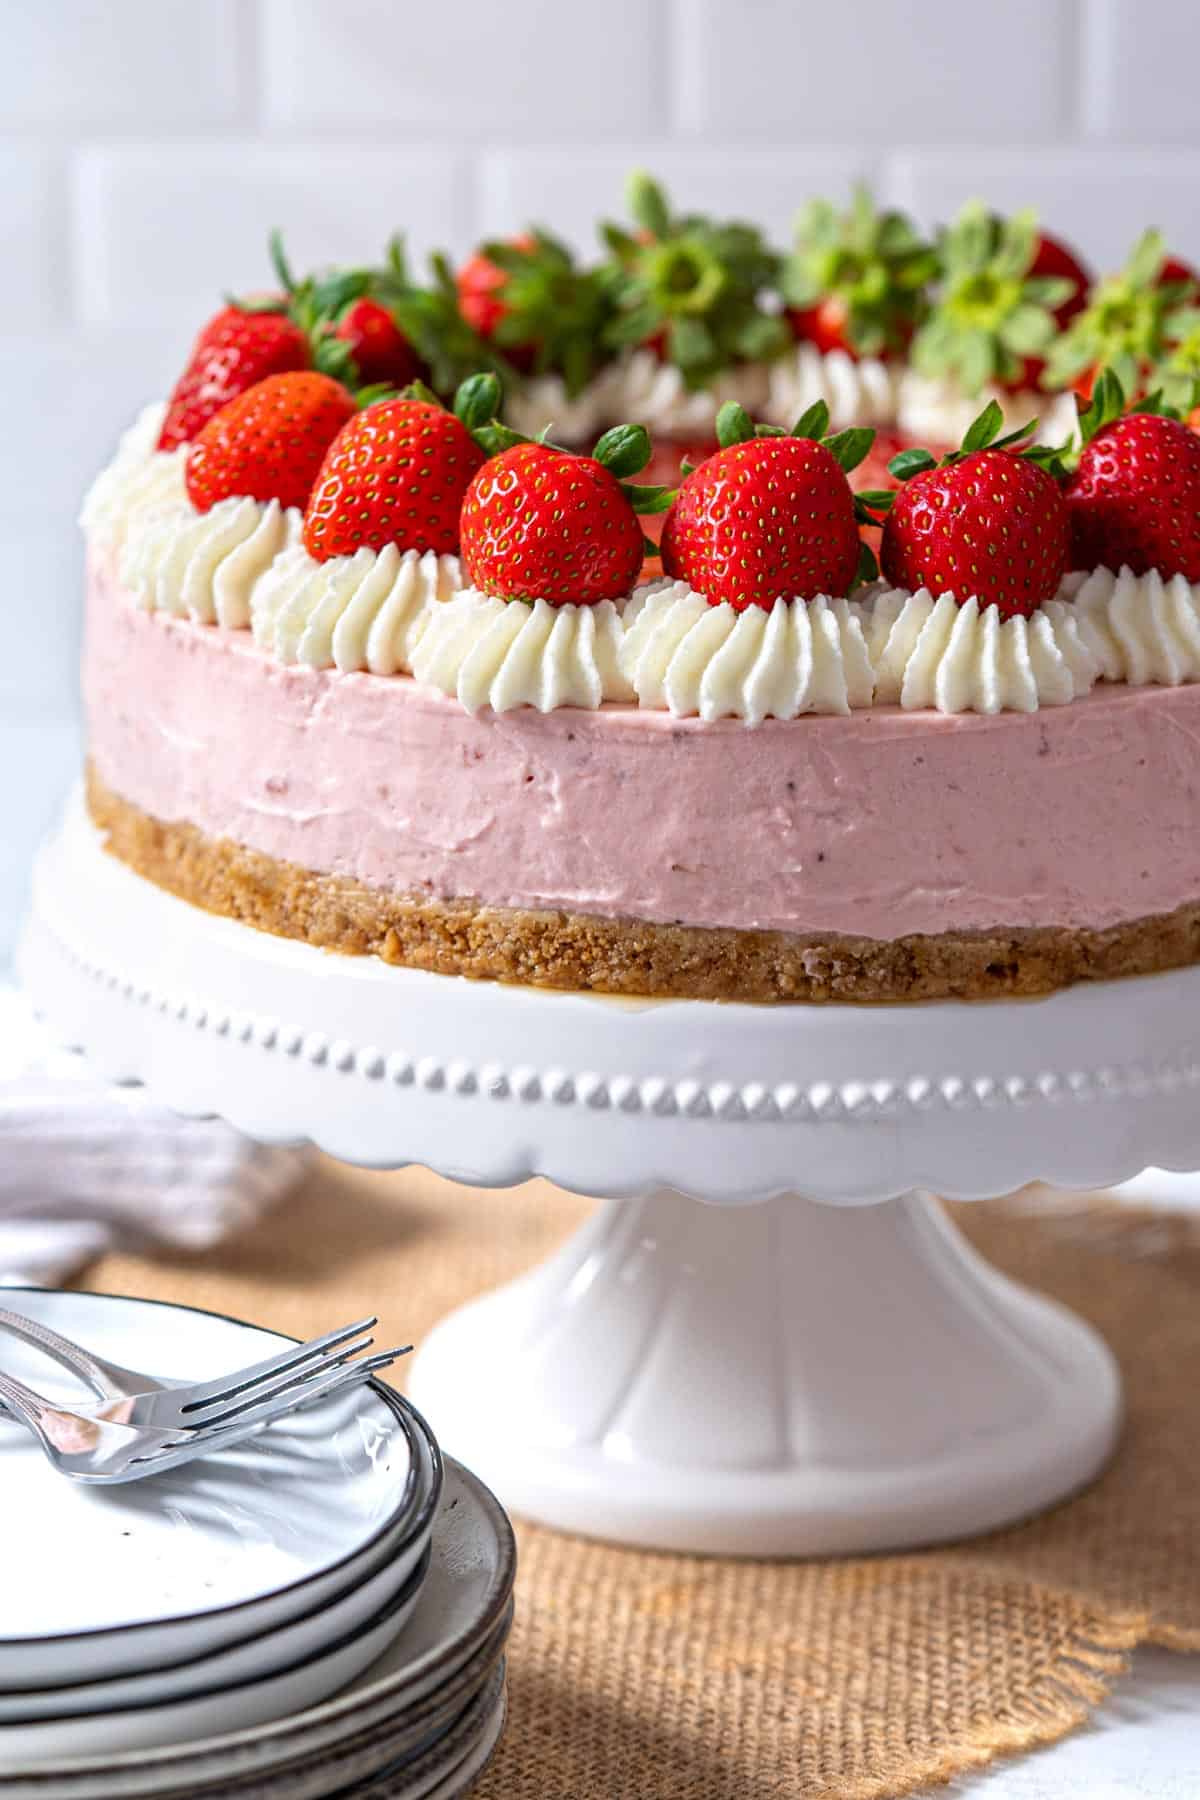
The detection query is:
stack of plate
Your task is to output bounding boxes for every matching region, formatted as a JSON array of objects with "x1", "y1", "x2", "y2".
[{"x1": 0, "y1": 1291, "x2": 515, "y2": 1798}]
